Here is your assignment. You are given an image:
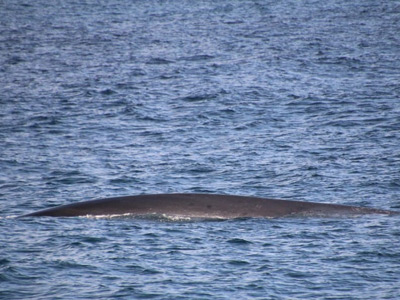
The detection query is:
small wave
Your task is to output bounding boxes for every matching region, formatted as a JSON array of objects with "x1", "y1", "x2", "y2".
[
  {"x1": 99, "y1": 88, "x2": 115, "y2": 95},
  {"x1": 0, "y1": 215, "x2": 19, "y2": 220},
  {"x1": 146, "y1": 57, "x2": 174, "y2": 65},
  {"x1": 83, "y1": 213, "x2": 228, "y2": 222},
  {"x1": 181, "y1": 93, "x2": 218, "y2": 102},
  {"x1": 227, "y1": 238, "x2": 252, "y2": 244},
  {"x1": 84, "y1": 213, "x2": 137, "y2": 219},
  {"x1": 228, "y1": 260, "x2": 250, "y2": 266},
  {"x1": 179, "y1": 55, "x2": 215, "y2": 62}
]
